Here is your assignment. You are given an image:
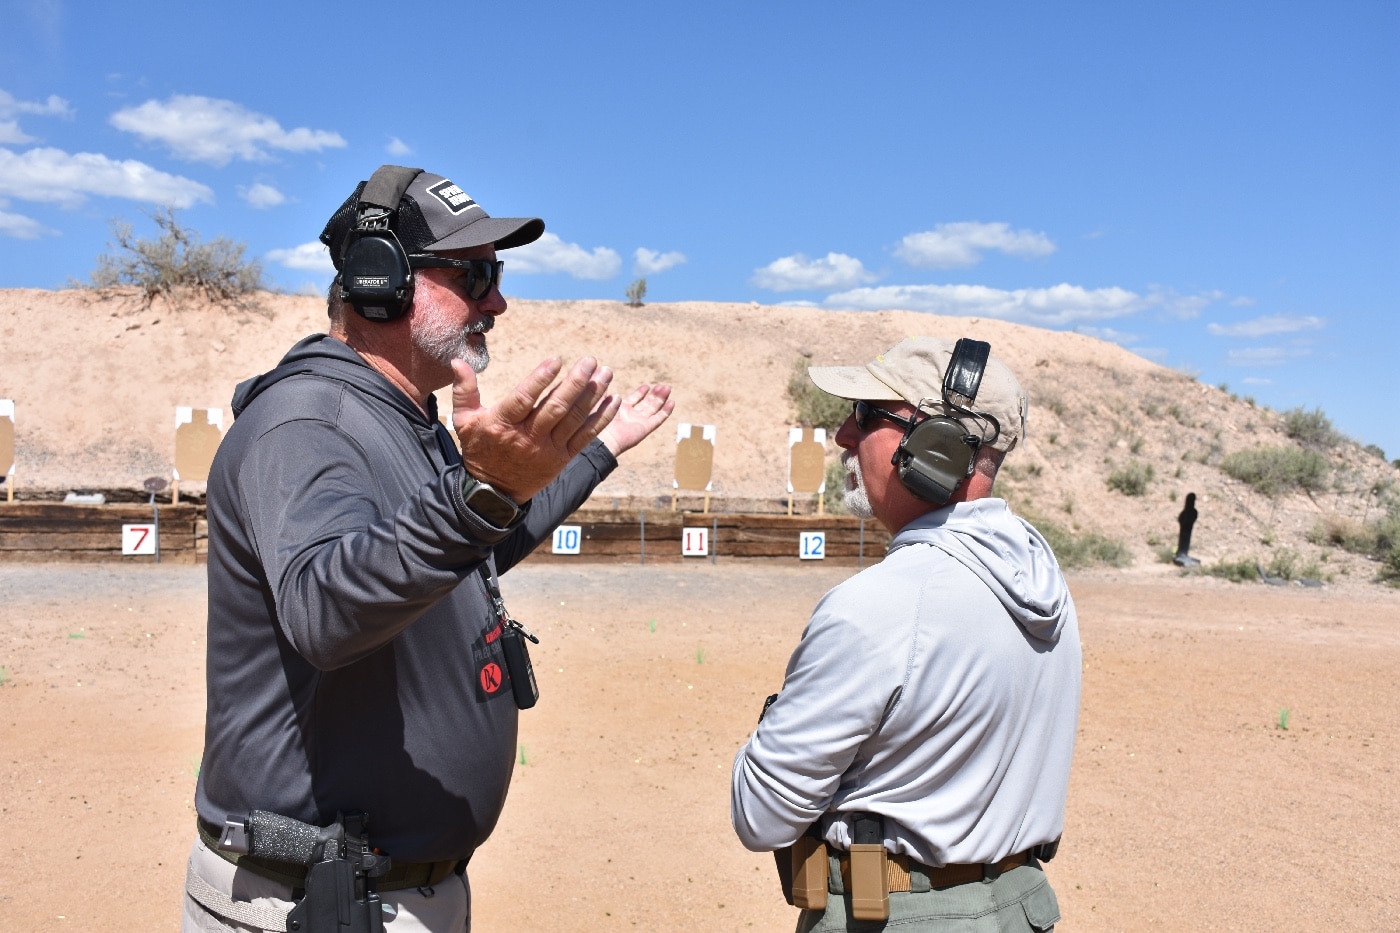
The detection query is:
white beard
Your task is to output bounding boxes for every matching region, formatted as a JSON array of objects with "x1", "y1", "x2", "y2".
[
  {"x1": 841, "y1": 450, "x2": 875, "y2": 520},
  {"x1": 413, "y1": 315, "x2": 492, "y2": 373}
]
